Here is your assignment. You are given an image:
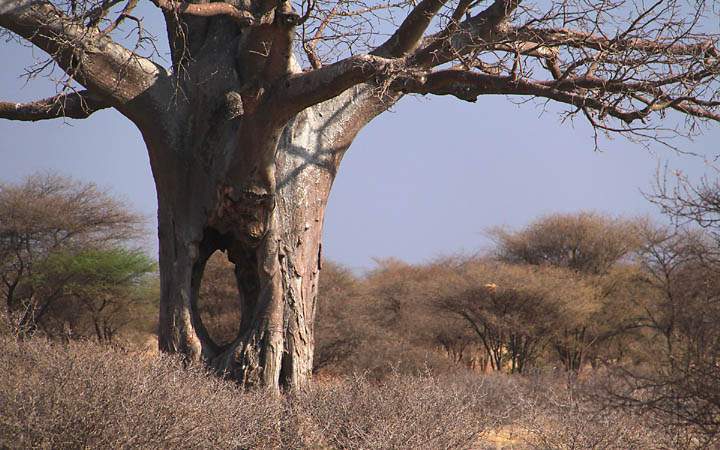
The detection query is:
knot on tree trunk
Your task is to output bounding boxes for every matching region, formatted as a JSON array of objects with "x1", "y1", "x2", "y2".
[
  {"x1": 223, "y1": 91, "x2": 244, "y2": 120},
  {"x1": 211, "y1": 185, "x2": 275, "y2": 245}
]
